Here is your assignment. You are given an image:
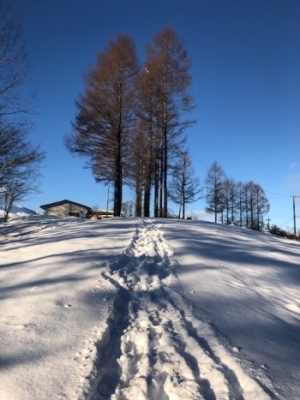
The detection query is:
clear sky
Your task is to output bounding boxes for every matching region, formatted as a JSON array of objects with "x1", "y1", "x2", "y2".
[{"x1": 15, "y1": 0, "x2": 300, "y2": 230}]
